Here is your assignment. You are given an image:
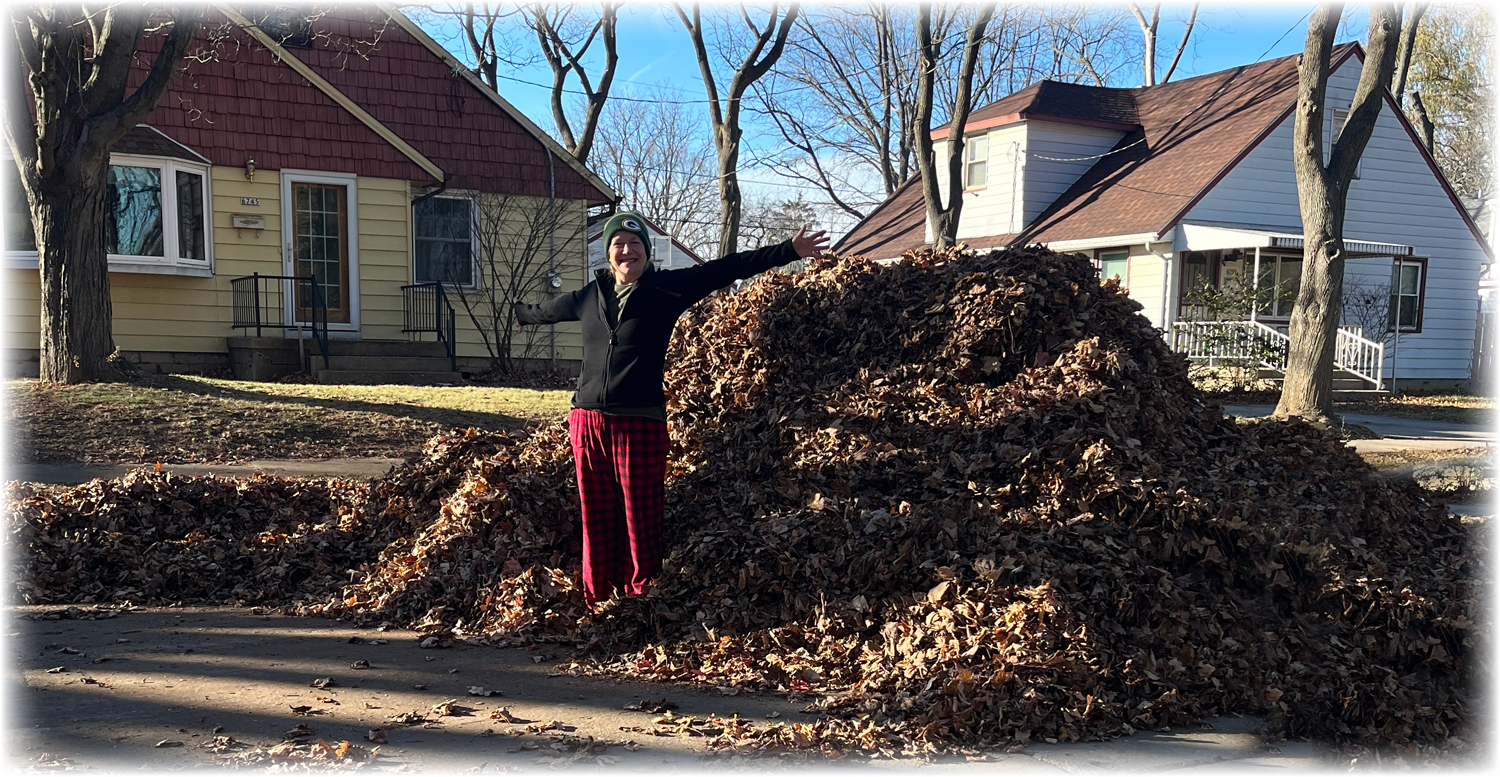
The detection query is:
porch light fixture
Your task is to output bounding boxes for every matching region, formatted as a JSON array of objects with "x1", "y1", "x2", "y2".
[{"x1": 244, "y1": 158, "x2": 256, "y2": 180}]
